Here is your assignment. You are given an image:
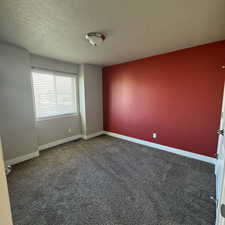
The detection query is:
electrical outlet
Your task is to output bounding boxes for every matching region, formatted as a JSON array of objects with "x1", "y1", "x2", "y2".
[
  {"x1": 153, "y1": 133, "x2": 157, "y2": 139},
  {"x1": 68, "y1": 128, "x2": 72, "y2": 133}
]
